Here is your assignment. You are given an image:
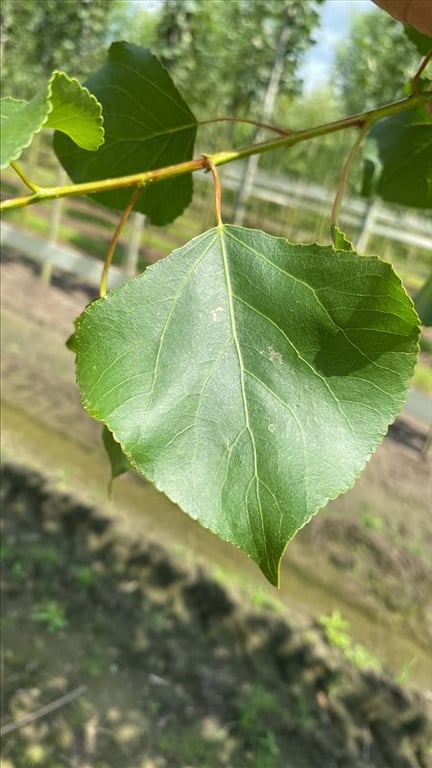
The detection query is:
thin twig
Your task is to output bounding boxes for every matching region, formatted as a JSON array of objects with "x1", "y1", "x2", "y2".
[
  {"x1": 0, "y1": 685, "x2": 87, "y2": 736},
  {"x1": 330, "y1": 122, "x2": 370, "y2": 245},
  {"x1": 203, "y1": 156, "x2": 223, "y2": 226},
  {"x1": 411, "y1": 48, "x2": 432, "y2": 94},
  {"x1": 1, "y1": 91, "x2": 431, "y2": 214},
  {"x1": 99, "y1": 187, "x2": 142, "y2": 298}
]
